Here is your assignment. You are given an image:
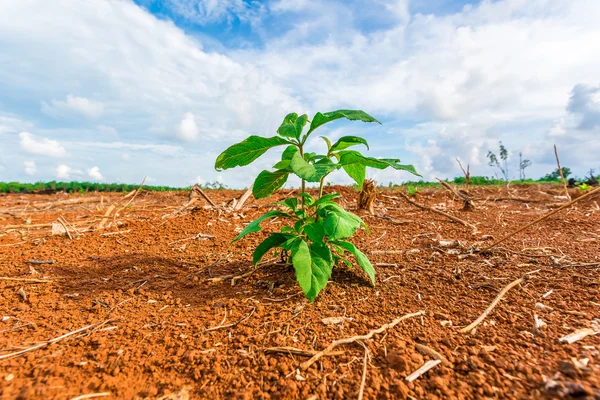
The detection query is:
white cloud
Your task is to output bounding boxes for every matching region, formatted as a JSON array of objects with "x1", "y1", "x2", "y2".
[
  {"x1": 88, "y1": 166, "x2": 103, "y2": 180},
  {"x1": 56, "y1": 164, "x2": 81, "y2": 179},
  {"x1": 19, "y1": 132, "x2": 67, "y2": 158},
  {"x1": 567, "y1": 83, "x2": 600, "y2": 130},
  {"x1": 177, "y1": 112, "x2": 199, "y2": 141},
  {"x1": 24, "y1": 160, "x2": 36, "y2": 175},
  {"x1": 2, "y1": 0, "x2": 600, "y2": 185},
  {"x1": 41, "y1": 95, "x2": 105, "y2": 119},
  {"x1": 548, "y1": 118, "x2": 566, "y2": 137}
]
